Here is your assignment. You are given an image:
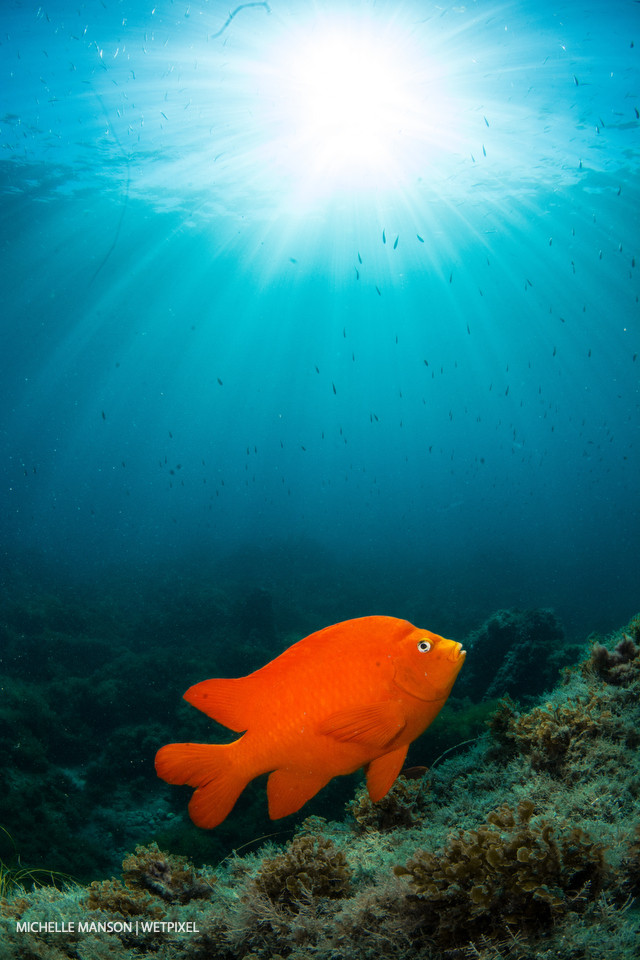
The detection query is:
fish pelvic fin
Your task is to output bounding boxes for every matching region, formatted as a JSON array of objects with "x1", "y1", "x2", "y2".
[
  {"x1": 154, "y1": 741, "x2": 247, "y2": 829},
  {"x1": 365, "y1": 744, "x2": 409, "y2": 801}
]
